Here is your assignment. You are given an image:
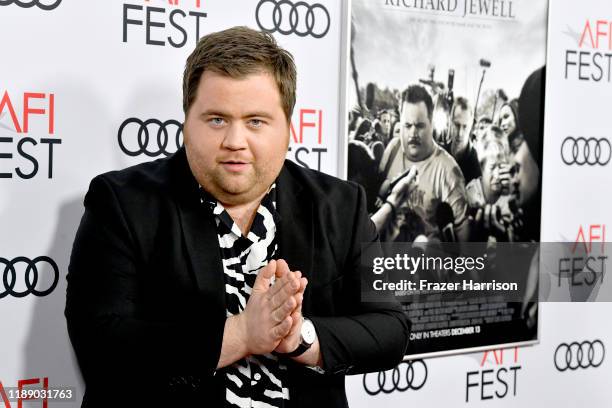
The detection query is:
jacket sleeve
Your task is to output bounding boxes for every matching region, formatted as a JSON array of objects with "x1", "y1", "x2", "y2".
[
  {"x1": 65, "y1": 175, "x2": 225, "y2": 382},
  {"x1": 309, "y1": 183, "x2": 410, "y2": 376}
]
